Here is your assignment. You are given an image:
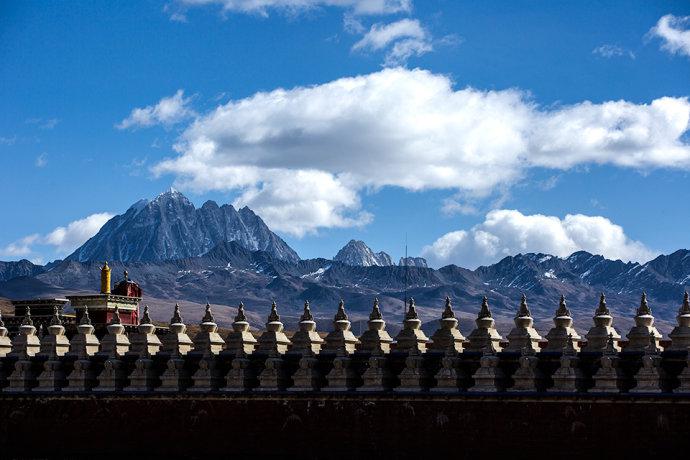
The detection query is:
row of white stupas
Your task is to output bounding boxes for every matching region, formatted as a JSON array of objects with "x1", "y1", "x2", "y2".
[{"x1": 1, "y1": 292, "x2": 690, "y2": 393}]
